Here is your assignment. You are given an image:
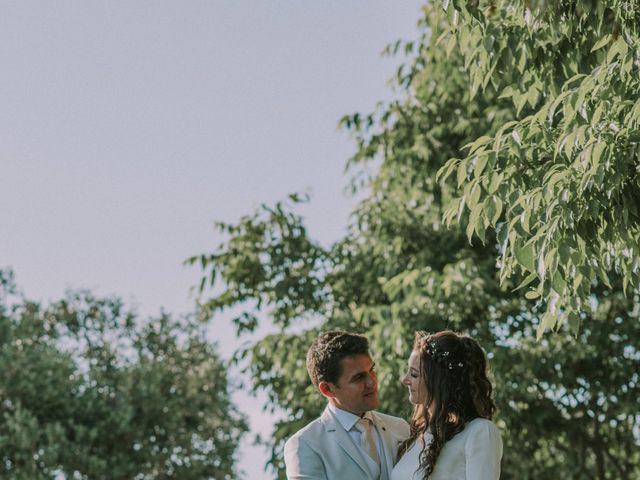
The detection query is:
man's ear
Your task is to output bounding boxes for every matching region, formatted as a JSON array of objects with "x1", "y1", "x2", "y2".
[{"x1": 318, "y1": 381, "x2": 337, "y2": 398}]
